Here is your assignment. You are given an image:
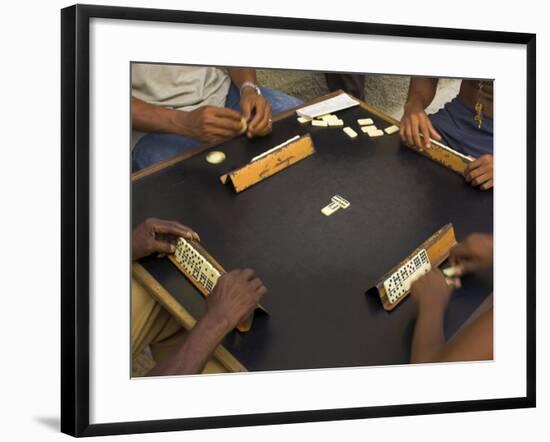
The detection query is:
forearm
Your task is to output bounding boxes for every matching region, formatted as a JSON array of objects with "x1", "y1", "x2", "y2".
[
  {"x1": 131, "y1": 96, "x2": 191, "y2": 136},
  {"x1": 405, "y1": 78, "x2": 438, "y2": 111},
  {"x1": 410, "y1": 306, "x2": 446, "y2": 363},
  {"x1": 227, "y1": 68, "x2": 257, "y2": 89},
  {"x1": 440, "y1": 309, "x2": 493, "y2": 362},
  {"x1": 148, "y1": 313, "x2": 230, "y2": 376}
]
